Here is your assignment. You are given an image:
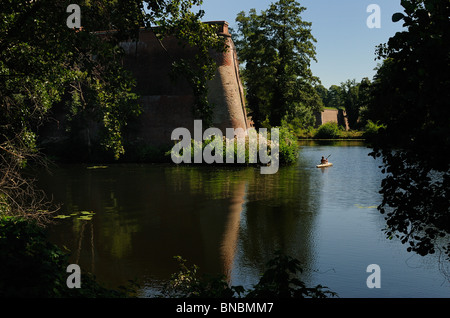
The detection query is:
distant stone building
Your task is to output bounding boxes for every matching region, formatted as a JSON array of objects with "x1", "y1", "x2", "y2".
[{"x1": 314, "y1": 109, "x2": 349, "y2": 130}]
